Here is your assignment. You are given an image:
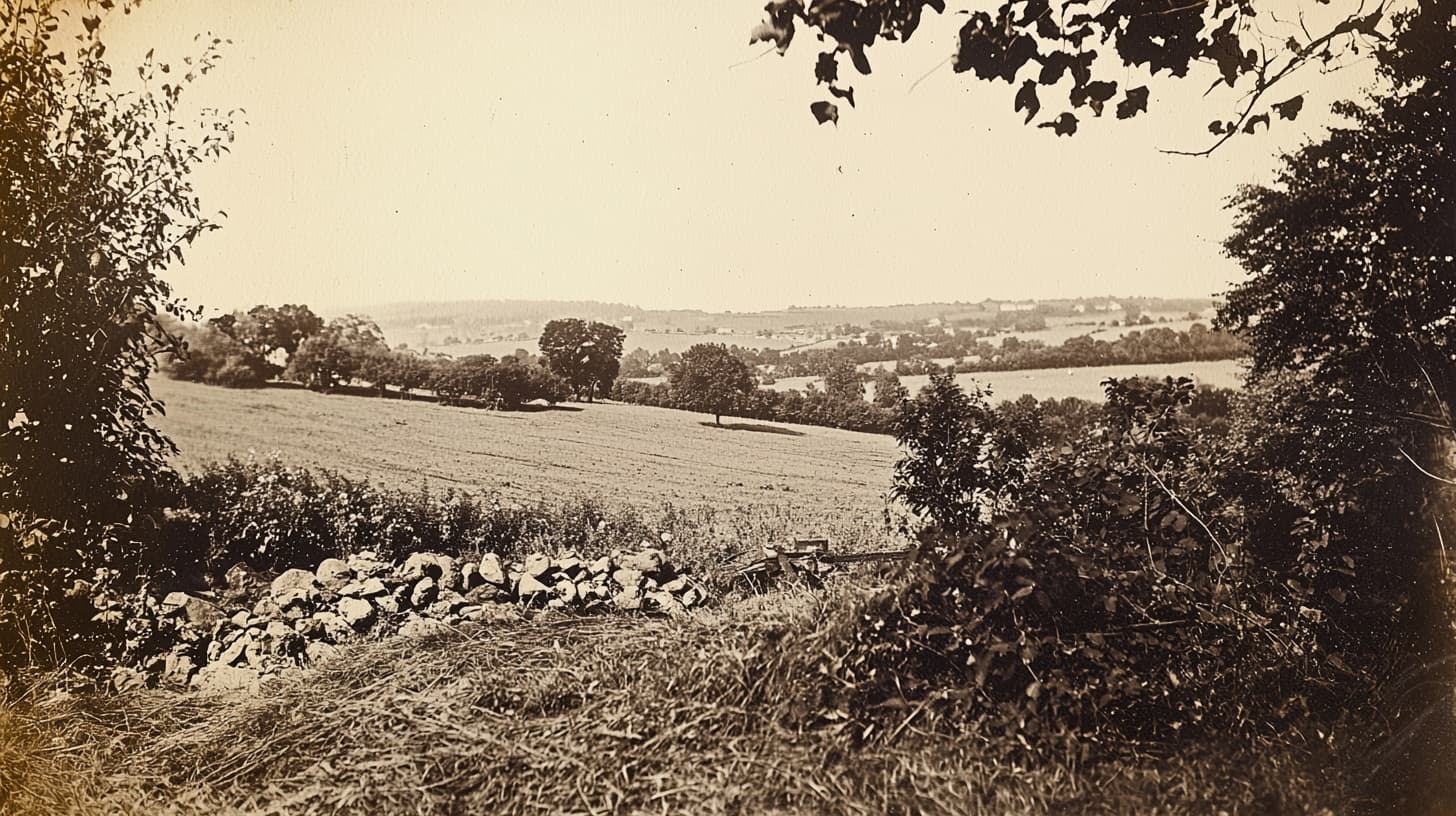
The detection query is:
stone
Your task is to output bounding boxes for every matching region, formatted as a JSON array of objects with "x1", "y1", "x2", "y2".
[
  {"x1": 517, "y1": 572, "x2": 552, "y2": 599},
  {"x1": 618, "y1": 549, "x2": 665, "y2": 574},
  {"x1": 553, "y1": 555, "x2": 583, "y2": 574},
  {"x1": 315, "y1": 558, "x2": 355, "y2": 590},
  {"x1": 612, "y1": 568, "x2": 644, "y2": 590},
  {"x1": 458, "y1": 604, "x2": 485, "y2": 621},
  {"x1": 265, "y1": 620, "x2": 295, "y2": 641},
  {"x1": 161, "y1": 592, "x2": 224, "y2": 628},
  {"x1": 659, "y1": 532, "x2": 674, "y2": 544},
  {"x1": 464, "y1": 583, "x2": 506, "y2": 604},
  {"x1": 398, "y1": 552, "x2": 444, "y2": 583},
  {"x1": 478, "y1": 553, "x2": 506, "y2": 586},
  {"x1": 680, "y1": 587, "x2": 702, "y2": 608},
  {"x1": 645, "y1": 590, "x2": 688, "y2": 619},
  {"x1": 252, "y1": 597, "x2": 281, "y2": 619},
  {"x1": 338, "y1": 597, "x2": 376, "y2": 629},
  {"x1": 410, "y1": 576, "x2": 438, "y2": 608},
  {"x1": 358, "y1": 577, "x2": 388, "y2": 597},
  {"x1": 347, "y1": 551, "x2": 393, "y2": 578},
  {"x1": 460, "y1": 562, "x2": 482, "y2": 590},
  {"x1": 614, "y1": 585, "x2": 643, "y2": 611},
  {"x1": 336, "y1": 580, "x2": 366, "y2": 597},
  {"x1": 230, "y1": 610, "x2": 252, "y2": 628},
  {"x1": 313, "y1": 611, "x2": 355, "y2": 643},
  {"x1": 399, "y1": 615, "x2": 452, "y2": 639},
  {"x1": 659, "y1": 576, "x2": 689, "y2": 593},
  {"x1": 191, "y1": 664, "x2": 261, "y2": 694},
  {"x1": 523, "y1": 553, "x2": 552, "y2": 578},
  {"x1": 269, "y1": 568, "x2": 320, "y2": 602},
  {"x1": 161, "y1": 652, "x2": 198, "y2": 688},
  {"x1": 553, "y1": 579, "x2": 579, "y2": 605},
  {"x1": 375, "y1": 593, "x2": 403, "y2": 615},
  {"x1": 218, "y1": 634, "x2": 250, "y2": 666},
  {"x1": 588, "y1": 555, "x2": 613, "y2": 575},
  {"x1": 305, "y1": 641, "x2": 340, "y2": 664}
]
